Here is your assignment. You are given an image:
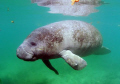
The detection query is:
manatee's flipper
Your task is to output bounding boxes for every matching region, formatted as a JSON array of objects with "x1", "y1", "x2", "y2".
[
  {"x1": 94, "y1": 46, "x2": 111, "y2": 55},
  {"x1": 59, "y1": 50, "x2": 87, "y2": 70},
  {"x1": 42, "y1": 59, "x2": 59, "y2": 75}
]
